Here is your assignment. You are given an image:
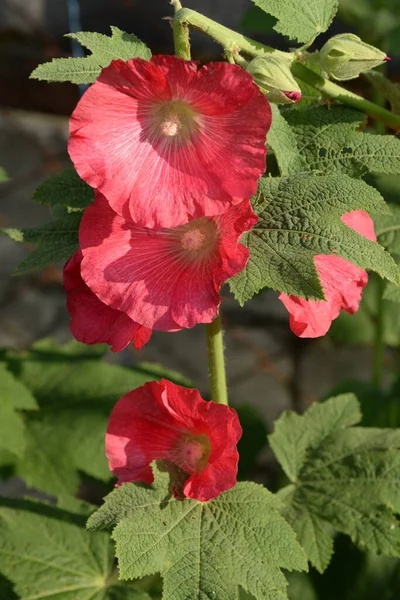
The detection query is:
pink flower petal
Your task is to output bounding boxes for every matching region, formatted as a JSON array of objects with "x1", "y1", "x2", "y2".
[
  {"x1": 64, "y1": 250, "x2": 151, "y2": 351},
  {"x1": 279, "y1": 210, "x2": 375, "y2": 338},
  {"x1": 106, "y1": 379, "x2": 242, "y2": 501},
  {"x1": 69, "y1": 56, "x2": 271, "y2": 228},
  {"x1": 79, "y1": 193, "x2": 257, "y2": 331}
]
